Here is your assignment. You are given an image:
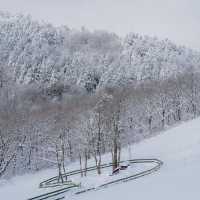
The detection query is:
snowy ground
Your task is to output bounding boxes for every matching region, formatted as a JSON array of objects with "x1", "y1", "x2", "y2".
[
  {"x1": 1, "y1": 118, "x2": 200, "y2": 200},
  {"x1": 70, "y1": 162, "x2": 153, "y2": 189}
]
